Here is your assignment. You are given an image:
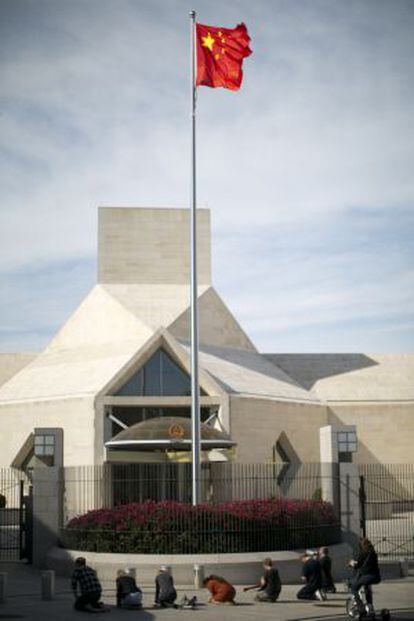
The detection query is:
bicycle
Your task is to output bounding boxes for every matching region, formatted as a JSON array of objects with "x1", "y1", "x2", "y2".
[{"x1": 346, "y1": 584, "x2": 390, "y2": 620}]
